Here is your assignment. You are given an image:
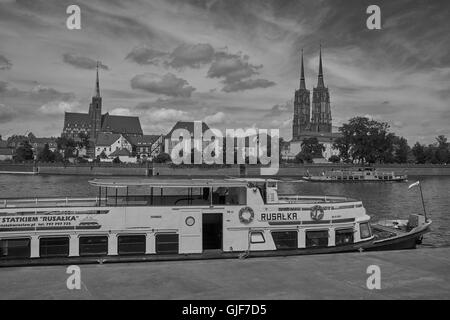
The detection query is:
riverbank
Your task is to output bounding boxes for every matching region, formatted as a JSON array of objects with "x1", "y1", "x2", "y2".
[
  {"x1": 0, "y1": 247, "x2": 449, "y2": 299},
  {"x1": 0, "y1": 163, "x2": 449, "y2": 176}
]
